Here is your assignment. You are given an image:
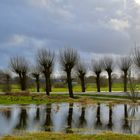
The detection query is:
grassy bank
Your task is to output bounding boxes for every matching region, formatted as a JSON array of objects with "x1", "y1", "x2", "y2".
[
  {"x1": 0, "y1": 83, "x2": 131, "y2": 92},
  {"x1": 0, "y1": 93, "x2": 138, "y2": 104},
  {"x1": 2, "y1": 132, "x2": 140, "y2": 140}
]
